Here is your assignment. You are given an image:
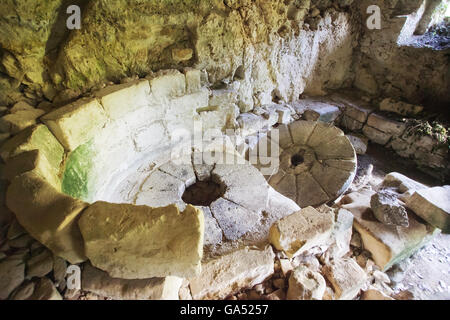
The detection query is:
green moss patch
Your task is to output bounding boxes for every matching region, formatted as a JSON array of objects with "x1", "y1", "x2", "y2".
[{"x1": 62, "y1": 139, "x2": 96, "y2": 201}]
